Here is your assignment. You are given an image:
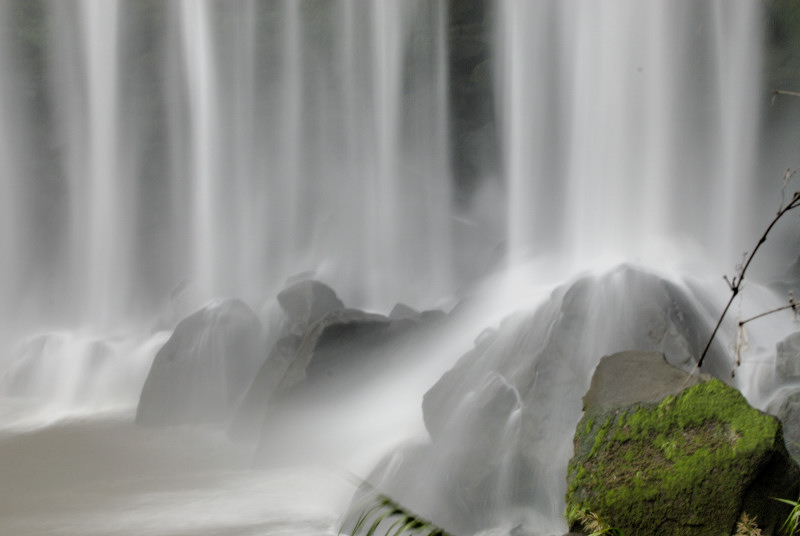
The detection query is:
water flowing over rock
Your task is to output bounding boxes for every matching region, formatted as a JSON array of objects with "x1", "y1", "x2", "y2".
[
  {"x1": 229, "y1": 279, "x2": 346, "y2": 436},
  {"x1": 233, "y1": 300, "x2": 435, "y2": 442},
  {"x1": 231, "y1": 275, "x2": 453, "y2": 442},
  {"x1": 277, "y1": 279, "x2": 345, "y2": 336},
  {"x1": 4, "y1": 335, "x2": 114, "y2": 400},
  {"x1": 136, "y1": 298, "x2": 264, "y2": 426},
  {"x1": 358, "y1": 265, "x2": 731, "y2": 535},
  {"x1": 566, "y1": 351, "x2": 800, "y2": 536},
  {"x1": 776, "y1": 331, "x2": 800, "y2": 379}
]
